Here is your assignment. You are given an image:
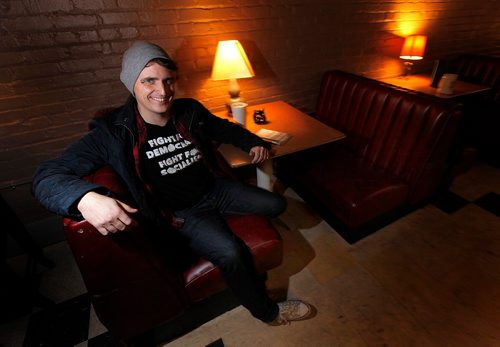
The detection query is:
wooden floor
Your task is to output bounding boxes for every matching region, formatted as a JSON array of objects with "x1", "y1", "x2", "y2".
[{"x1": 166, "y1": 163, "x2": 500, "y2": 347}]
